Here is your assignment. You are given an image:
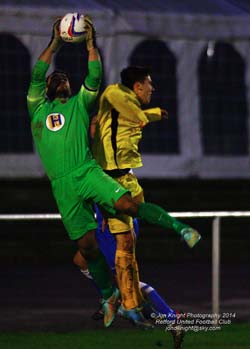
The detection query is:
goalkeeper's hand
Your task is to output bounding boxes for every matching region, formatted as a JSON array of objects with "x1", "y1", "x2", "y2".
[
  {"x1": 161, "y1": 109, "x2": 168, "y2": 119},
  {"x1": 84, "y1": 15, "x2": 97, "y2": 51},
  {"x1": 47, "y1": 17, "x2": 63, "y2": 53}
]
